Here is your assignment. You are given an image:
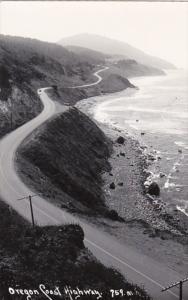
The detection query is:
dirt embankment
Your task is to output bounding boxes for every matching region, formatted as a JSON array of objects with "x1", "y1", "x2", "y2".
[
  {"x1": 0, "y1": 85, "x2": 43, "y2": 139},
  {"x1": 16, "y1": 107, "x2": 121, "y2": 217}
]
